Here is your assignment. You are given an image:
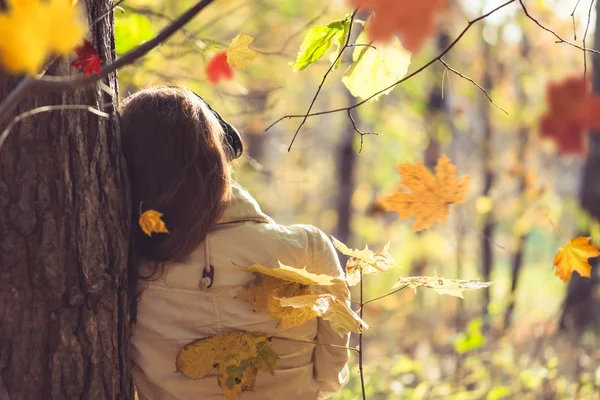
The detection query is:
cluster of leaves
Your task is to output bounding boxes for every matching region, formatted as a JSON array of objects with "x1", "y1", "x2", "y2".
[{"x1": 206, "y1": 34, "x2": 260, "y2": 84}]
